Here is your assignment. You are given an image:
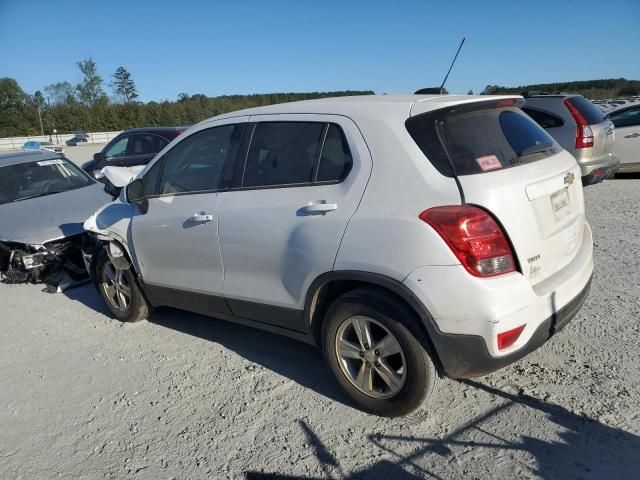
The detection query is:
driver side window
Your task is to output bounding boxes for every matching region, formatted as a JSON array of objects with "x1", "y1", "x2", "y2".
[
  {"x1": 153, "y1": 125, "x2": 238, "y2": 195},
  {"x1": 105, "y1": 136, "x2": 130, "y2": 158}
]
